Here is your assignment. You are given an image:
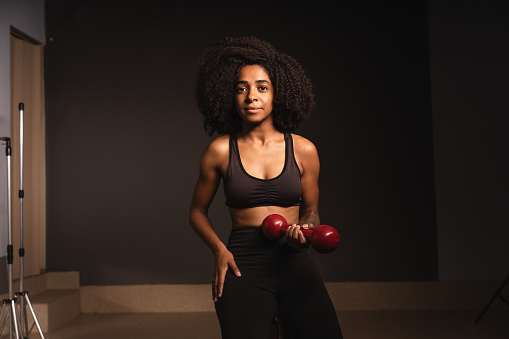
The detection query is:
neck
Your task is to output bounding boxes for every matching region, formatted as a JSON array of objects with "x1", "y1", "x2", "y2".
[{"x1": 239, "y1": 122, "x2": 281, "y2": 144}]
